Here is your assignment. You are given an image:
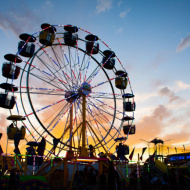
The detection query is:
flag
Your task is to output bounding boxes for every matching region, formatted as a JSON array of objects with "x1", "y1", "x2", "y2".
[
  {"x1": 150, "y1": 150, "x2": 156, "y2": 162},
  {"x1": 37, "y1": 137, "x2": 46, "y2": 156},
  {"x1": 0, "y1": 145, "x2": 3, "y2": 155},
  {"x1": 140, "y1": 147, "x2": 147, "y2": 160},
  {"x1": 129, "y1": 147, "x2": 135, "y2": 161}
]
